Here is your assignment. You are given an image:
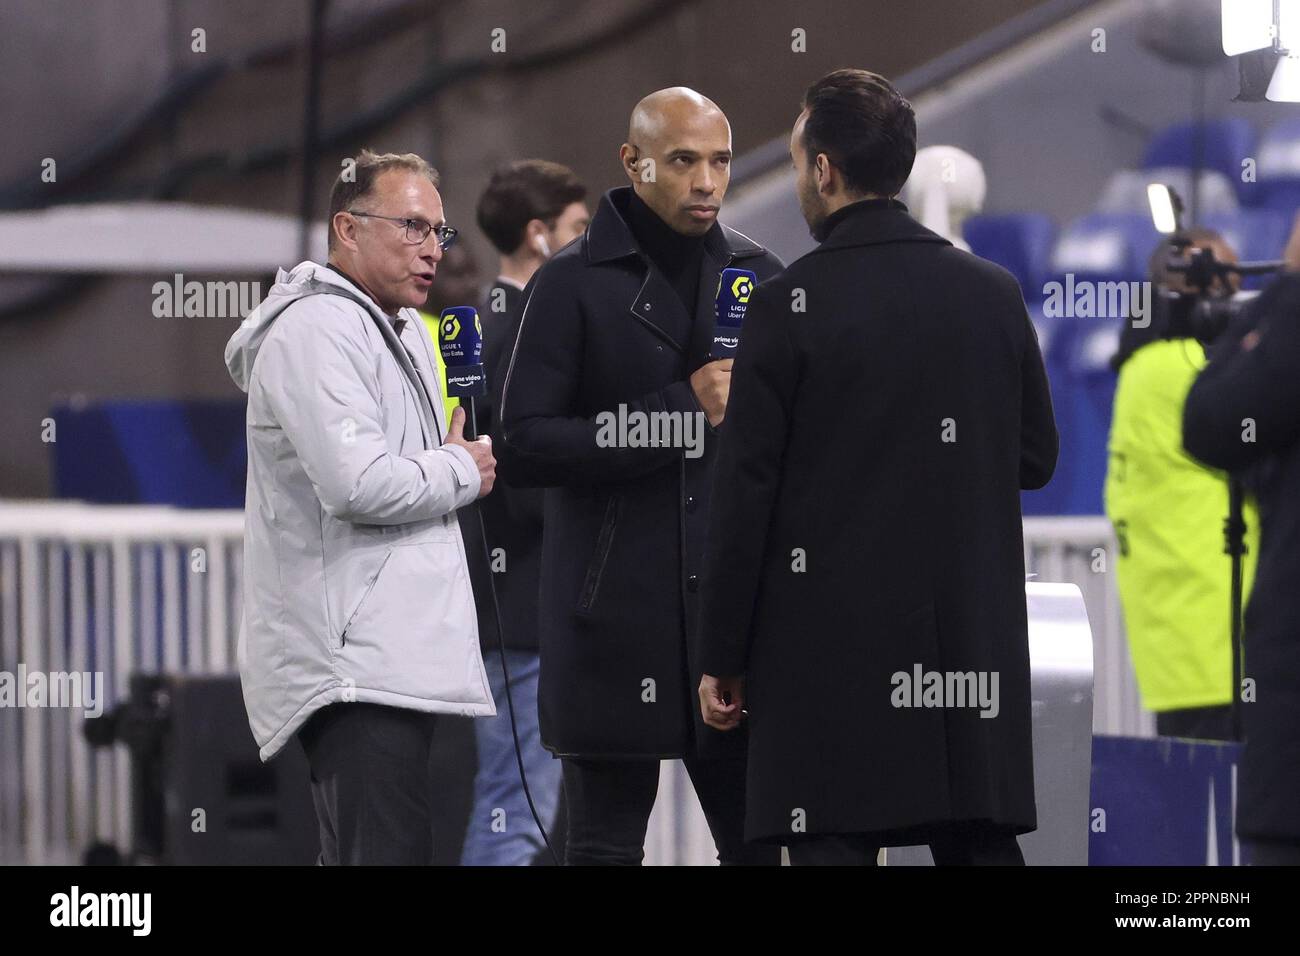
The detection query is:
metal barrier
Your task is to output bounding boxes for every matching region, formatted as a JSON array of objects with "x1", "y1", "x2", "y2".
[
  {"x1": 0, "y1": 501, "x2": 243, "y2": 865},
  {"x1": 0, "y1": 502, "x2": 1141, "y2": 865}
]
